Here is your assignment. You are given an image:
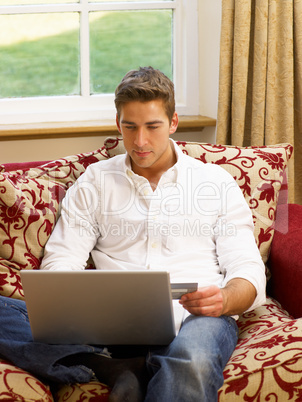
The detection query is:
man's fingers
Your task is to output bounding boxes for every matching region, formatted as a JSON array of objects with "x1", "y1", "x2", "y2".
[
  {"x1": 180, "y1": 292, "x2": 217, "y2": 307},
  {"x1": 179, "y1": 285, "x2": 224, "y2": 316},
  {"x1": 180, "y1": 286, "x2": 222, "y2": 304}
]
